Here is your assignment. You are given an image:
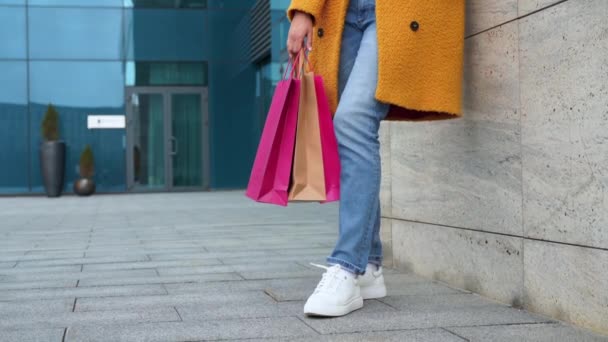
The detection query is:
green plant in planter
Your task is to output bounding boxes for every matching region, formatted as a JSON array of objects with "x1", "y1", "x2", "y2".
[
  {"x1": 74, "y1": 144, "x2": 96, "y2": 196},
  {"x1": 79, "y1": 145, "x2": 95, "y2": 179},
  {"x1": 41, "y1": 104, "x2": 60, "y2": 141},
  {"x1": 39, "y1": 104, "x2": 66, "y2": 197}
]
